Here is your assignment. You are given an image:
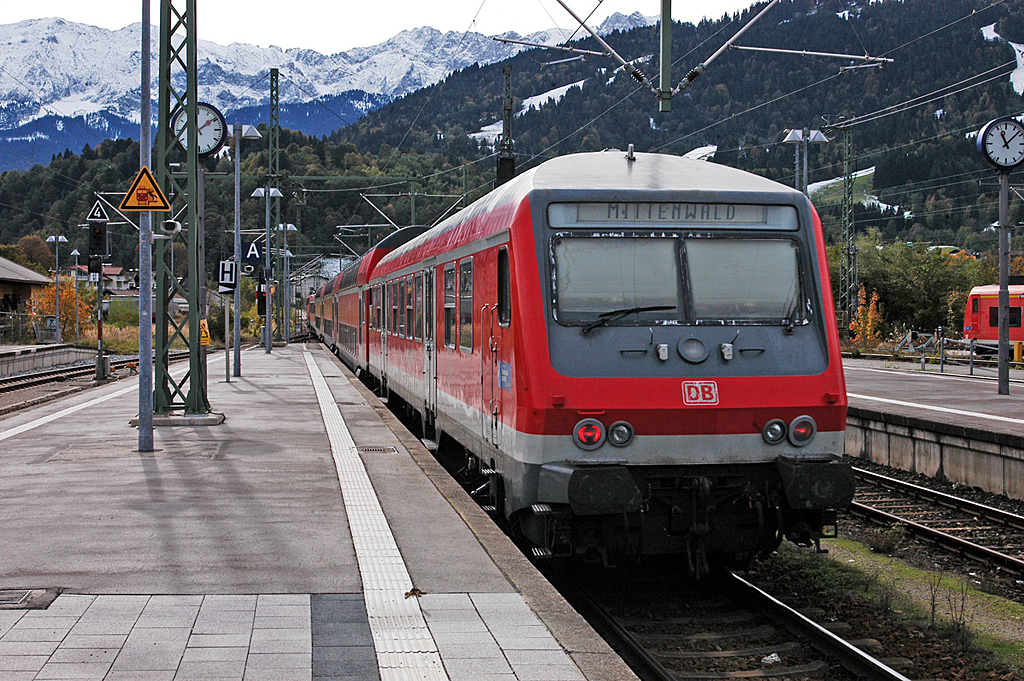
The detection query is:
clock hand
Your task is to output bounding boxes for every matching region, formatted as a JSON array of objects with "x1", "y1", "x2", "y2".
[
  {"x1": 1001, "y1": 129, "x2": 1010, "y2": 148},
  {"x1": 1006, "y1": 129, "x2": 1022, "y2": 147}
]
